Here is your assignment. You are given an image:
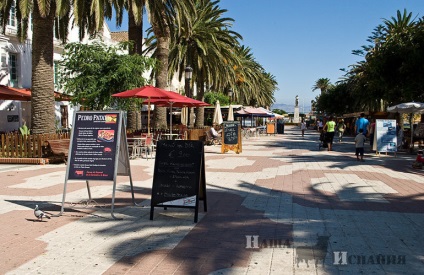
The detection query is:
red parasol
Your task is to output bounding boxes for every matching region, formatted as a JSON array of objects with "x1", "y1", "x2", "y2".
[
  {"x1": 113, "y1": 85, "x2": 177, "y2": 134},
  {"x1": 112, "y1": 85, "x2": 171, "y2": 99},
  {"x1": 147, "y1": 91, "x2": 210, "y2": 130}
]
